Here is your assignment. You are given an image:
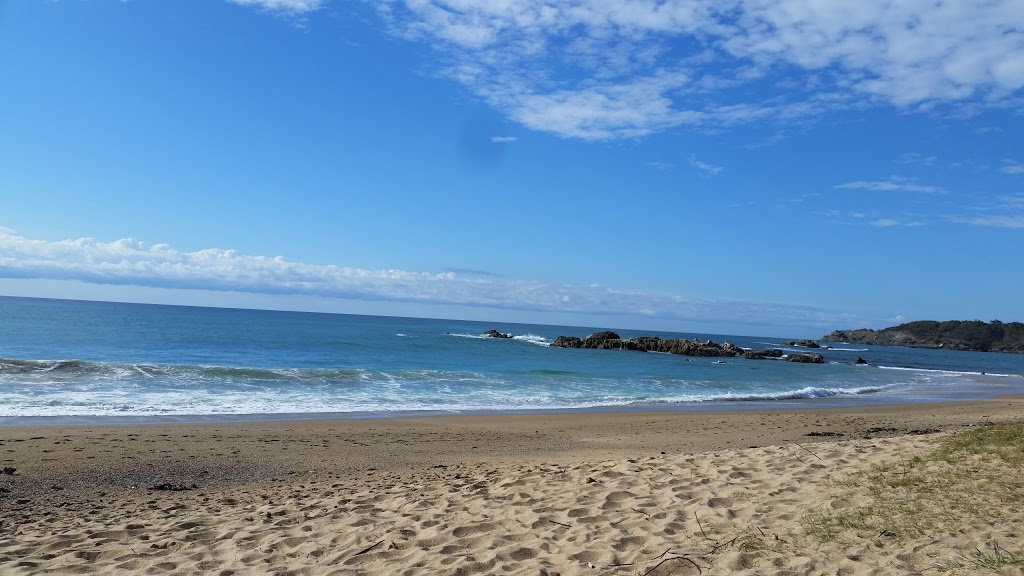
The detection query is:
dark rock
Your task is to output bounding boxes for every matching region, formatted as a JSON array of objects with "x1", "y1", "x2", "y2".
[
  {"x1": 1, "y1": 468, "x2": 15, "y2": 475},
  {"x1": 742, "y1": 349, "x2": 784, "y2": 360},
  {"x1": 550, "y1": 336, "x2": 583, "y2": 348},
  {"x1": 786, "y1": 353, "x2": 824, "y2": 363},
  {"x1": 483, "y1": 329, "x2": 512, "y2": 339},
  {"x1": 582, "y1": 331, "x2": 622, "y2": 348},
  {"x1": 551, "y1": 332, "x2": 747, "y2": 357},
  {"x1": 783, "y1": 339, "x2": 821, "y2": 349},
  {"x1": 855, "y1": 356, "x2": 868, "y2": 365}
]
